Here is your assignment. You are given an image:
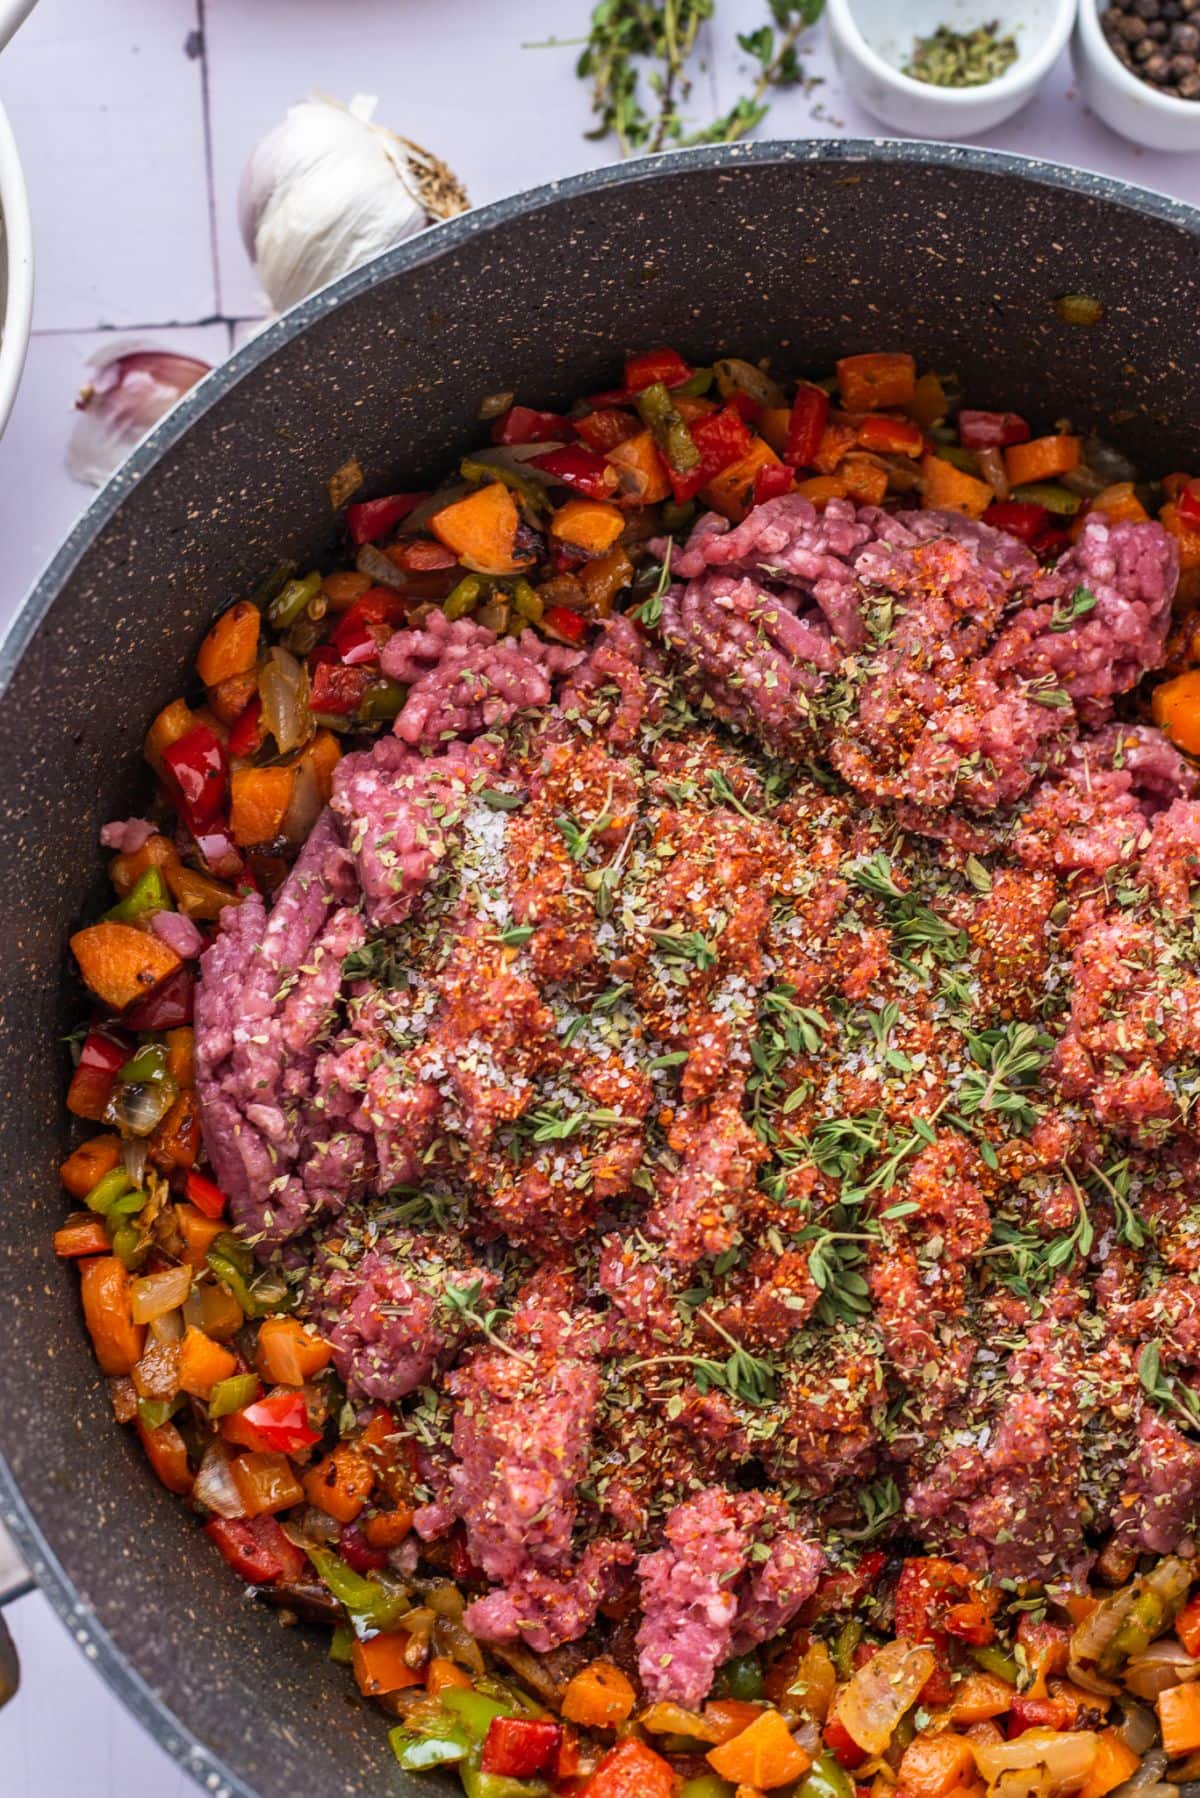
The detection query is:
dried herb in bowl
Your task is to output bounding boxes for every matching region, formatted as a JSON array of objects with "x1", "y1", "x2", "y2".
[{"x1": 905, "y1": 18, "x2": 1019, "y2": 86}]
